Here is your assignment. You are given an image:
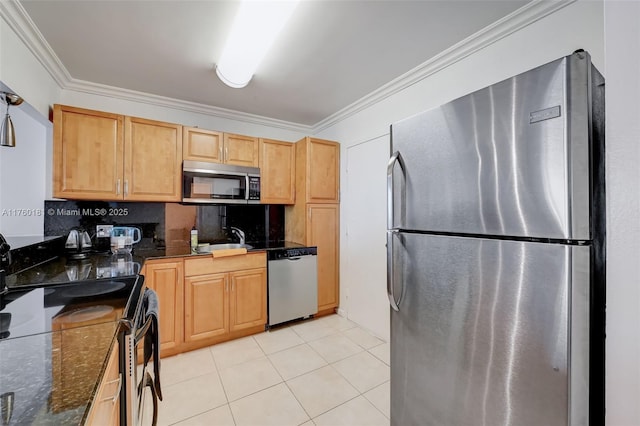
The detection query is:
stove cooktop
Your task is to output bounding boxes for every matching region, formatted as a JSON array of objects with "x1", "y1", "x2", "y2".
[{"x1": 0, "y1": 276, "x2": 140, "y2": 341}]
